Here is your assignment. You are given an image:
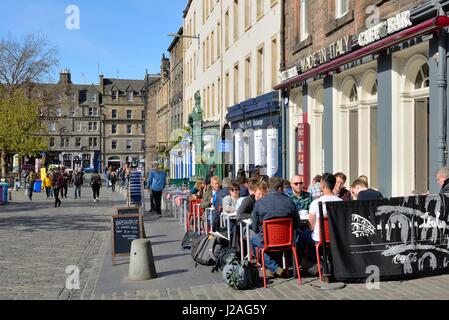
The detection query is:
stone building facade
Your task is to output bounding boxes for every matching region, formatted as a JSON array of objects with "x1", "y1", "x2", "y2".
[
  {"x1": 168, "y1": 27, "x2": 184, "y2": 133},
  {"x1": 155, "y1": 55, "x2": 171, "y2": 158},
  {"x1": 100, "y1": 74, "x2": 160, "y2": 172},
  {"x1": 37, "y1": 70, "x2": 101, "y2": 171}
]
